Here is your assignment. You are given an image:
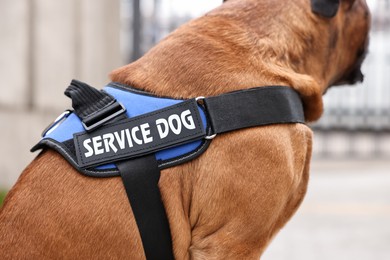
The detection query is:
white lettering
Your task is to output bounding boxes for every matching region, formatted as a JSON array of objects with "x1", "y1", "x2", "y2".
[
  {"x1": 103, "y1": 133, "x2": 118, "y2": 153},
  {"x1": 81, "y1": 109, "x2": 201, "y2": 159},
  {"x1": 156, "y1": 118, "x2": 169, "y2": 139},
  {"x1": 168, "y1": 114, "x2": 182, "y2": 135},
  {"x1": 83, "y1": 139, "x2": 94, "y2": 158},
  {"x1": 140, "y1": 123, "x2": 153, "y2": 144},
  {"x1": 125, "y1": 129, "x2": 133, "y2": 147},
  {"x1": 92, "y1": 136, "x2": 104, "y2": 155},
  {"x1": 131, "y1": 126, "x2": 143, "y2": 145},
  {"x1": 181, "y1": 109, "x2": 195, "y2": 130},
  {"x1": 114, "y1": 130, "x2": 126, "y2": 150}
]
